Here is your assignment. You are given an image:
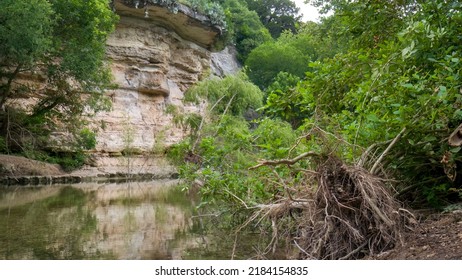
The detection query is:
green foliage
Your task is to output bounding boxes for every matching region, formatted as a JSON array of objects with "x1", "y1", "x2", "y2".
[
  {"x1": 0, "y1": 0, "x2": 53, "y2": 68},
  {"x1": 309, "y1": 0, "x2": 412, "y2": 50},
  {"x1": 287, "y1": 21, "x2": 338, "y2": 60},
  {"x1": 244, "y1": 25, "x2": 330, "y2": 89},
  {"x1": 0, "y1": 0, "x2": 117, "y2": 168},
  {"x1": 52, "y1": 152, "x2": 87, "y2": 172},
  {"x1": 263, "y1": 0, "x2": 462, "y2": 206},
  {"x1": 170, "y1": 72, "x2": 303, "y2": 210},
  {"x1": 166, "y1": 140, "x2": 192, "y2": 166},
  {"x1": 171, "y1": 115, "x2": 301, "y2": 209},
  {"x1": 245, "y1": 39, "x2": 310, "y2": 89},
  {"x1": 263, "y1": 72, "x2": 306, "y2": 127},
  {"x1": 185, "y1": 0, "x2": 227, "y2": 27},
  {"x1": 1, "y1": 0, "x2": 118, "y2": 115},
  {"x1": 266, "y1": 71, "x2": 300, "y2": 94},
  {"x1": 76, "y1": 128, "x2": 97, "y2": 151},
  {"x1": 165, "y1": 103, "x2": 204, "y2": 137},
  {"x1": 244, "y1": 0, "x2": 301, "y2": 38},
  {"x1": 253, "y1": 118, "x2": 298, "y2": 158},
  {"x1": 221, "y1": 0, "x2": 272, "y2": 62},
  {"x1": 49, "y1": 0, "x2": 116, "y2": 83},
  {"x1": 186, "y1": 72, "x2": 264, "y2": 116}
]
